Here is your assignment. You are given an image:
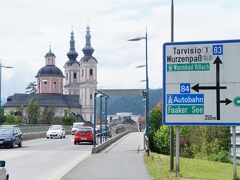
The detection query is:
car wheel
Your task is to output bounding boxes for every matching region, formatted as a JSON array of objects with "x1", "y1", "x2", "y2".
[
  {"x1": 74, "y1": 141, "x2": 77, "y2": 145},
  {"x1": 63, "y1": 135, "x2": 66, "y2": 138},
  {"x1": 9, "y1": 141, "x2": 14, "y2": 148},
  {"x1": 18, "y1": 140, "x2": 22, "y2": 147},
  {"x1": 47, "y1": 137, "x2": 49, "y2": 139}
]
